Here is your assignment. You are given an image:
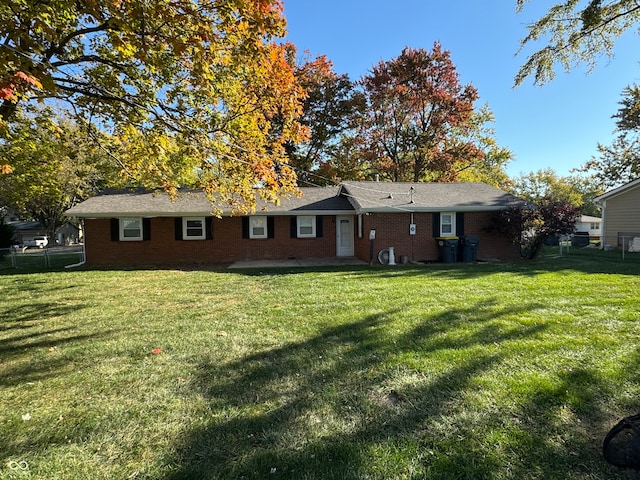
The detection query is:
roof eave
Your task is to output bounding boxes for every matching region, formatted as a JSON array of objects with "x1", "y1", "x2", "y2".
[
  {"x1": 355, "y1": 205, "x2": 517, "y2": 214},
  {"x1": 594, "y1": 178, "x2": 640, "y2": 203},
  {"x1": 66, "y1": 209, "x2": 356, "y2": 218}
]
